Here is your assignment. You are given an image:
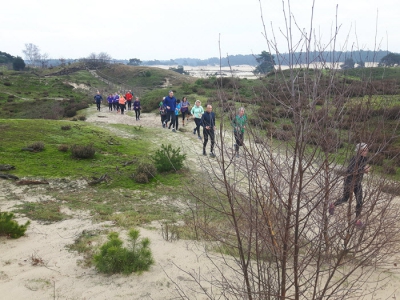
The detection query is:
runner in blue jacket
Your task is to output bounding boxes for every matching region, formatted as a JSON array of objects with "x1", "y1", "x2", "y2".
[{"x1": 163, "y1": 90, "x2": 177, "y2": 132}]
